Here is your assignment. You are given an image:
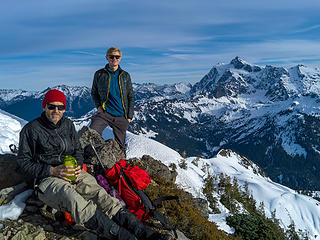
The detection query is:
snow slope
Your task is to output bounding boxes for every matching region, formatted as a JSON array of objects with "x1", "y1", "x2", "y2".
[
  {"x1": 125, "y1": 132, "x2": 320, "y2": 239},
  {"x1": 0, "y1": 109, "x2": 26, "y2": 154}
]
